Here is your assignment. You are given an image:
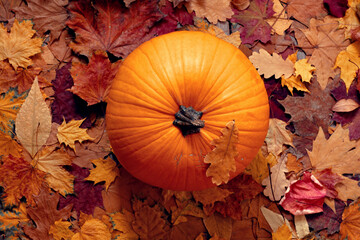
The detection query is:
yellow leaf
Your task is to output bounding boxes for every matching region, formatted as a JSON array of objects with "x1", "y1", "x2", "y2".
[
  {"x1": 203, "y1": 213, "x2": 232, "y2": 240},
  {"x1": 266, "y1": 0, "x2": 293, "y2": 35},
  {"x1": 334, "y1": 42, "x2": 360, "y2": 92},
  {"x1": 185, "y1": 0, "x2": 233, "y2": 24},
  {"x1": 0, "y1": 19, "x2": 42, "y2": 69},
  {"x1": 281, "y1": 75, "x2": 309, "y2": 95},
  {"x1": 286, "y1": 153, "x2": 302, "y2": 173},
  {"x1": 15, "y1": 77, "x2": 52, "y2": 157},
  {"x1": 0, "y1": 89, "x2": 25, "y2": 133},
  {"x1": 0, "y1": 131, "x2": 23, "y2": 157},
  {"x1": 72, "y1": 218, "x2": 111, "y2": 240},
  {"x1": 204, "y1": 120, "x2": 239, "y2": 185},
  {"x1": 85, "y1": 158, "x2": 120, "y2": 191},
  {"x1": 31, "y1": 146, "x2": 74, "y2": 195},
  {"x1": 340, "y1": 200, "x2": 360, "y2": 240},
  {"x1": 294, "y1": 58, "x2": 316, "y2": 83},
  {"x1": 272, "y1": 223, "x2": 292, "y2": 240},
  {"x1": 339, "y1": 0, "x2": 360, "y2": 39},
  {"x1": 265, "y1": 119, "x2": 294, "y2": 156},
  {"x1": 57, "y1": 118, "x2": 94, "y2": 151},
  {"x1": 249, "y1": 49, "x2": 294, "y2": 79},
  {"x1": 332, "y1": 99, "x2": 360, "y2": 112},
  {"x1": 49, "y1": 220, "x2": 75, "y2": 240},
  {"x1": 110, "y1": 210, "x2": 138, "y2": 240},
  {"x1": 245, "y1": 150, "x2": 277, "y2": 184}
]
